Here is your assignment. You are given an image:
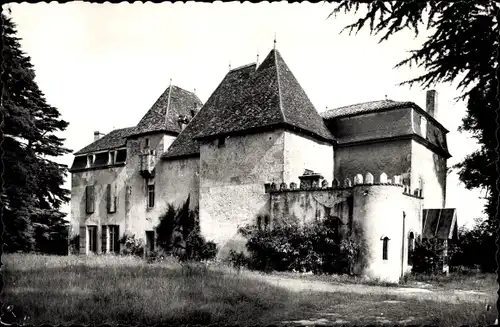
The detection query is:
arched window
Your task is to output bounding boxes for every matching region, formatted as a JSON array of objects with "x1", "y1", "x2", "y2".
[
  {"x1": 408, "y1": 232, "x2": 415, "y2": 264},
  {"x1": 382, "y1": 237, "x2": 389, "y2": 260}
]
